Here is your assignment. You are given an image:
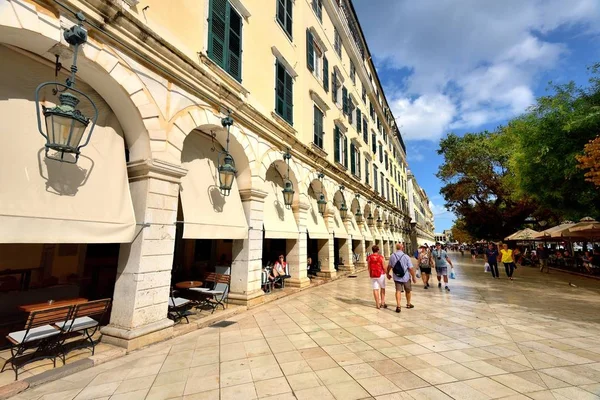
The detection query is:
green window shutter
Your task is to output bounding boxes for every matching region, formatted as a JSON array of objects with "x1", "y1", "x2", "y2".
[
  {"x1": 306, "y1": 29, "x2": 314, "y2": 72},
  {"x1": 334, "y1": 126, "x2": 340, "y2": 163},
  {"x1": 372, "y1": 134, "x2": 376, "y2": 154},
  {"x1": 314, "y1": 106, "x2": 323, "y2": 148},
  {"x1": 343, "y1": 136, "x2": 348, "y2": 168},
  {"x1": 208, "y1": 0, "x2": 227, "y2": 69},
  {"x1": 363, "y1": 119, "x2": 368, "y2": 143},
  {"x1": 356, "y1": 109, "x2": 362, "y2": 133},
  {"x1": 370, "y1": 102, "x2": 374, "y2": 118},
  {"x1": 227, "y1": 6, "x2": 242, "y2": 81},
  {"x1": 342, "y1": 86, "x2": 348, "y2": 114},
  {"x1": 350, "y1": 143, "x2": 356, "y2": 175},
  {"x1": 348, "y1": 98, "x2": 353, "y2": 124},
  {"x1": 323, "y1": 56, "x2": 329, "y2": 92},
  {"x1": 332, "y1": 69, "x2": 337, "y2": 102},
  {"x1": 284, "y1": 68, "x2": 293, "y2": 124},
  {"x1": 285, "y1": 0, "x2": 293, "y2": 36},
  {"x1": 357, "y1": 152, "x2": 361, "y2": 178}
]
